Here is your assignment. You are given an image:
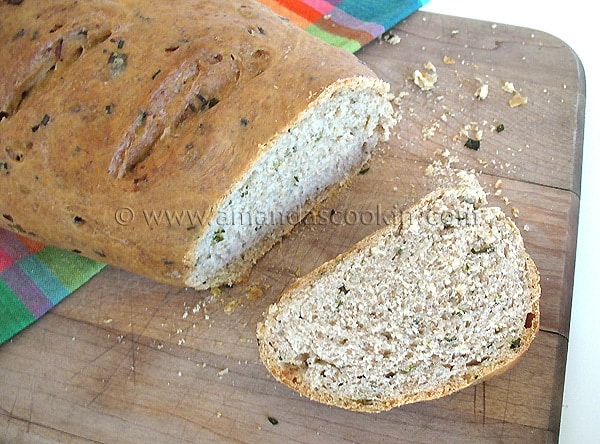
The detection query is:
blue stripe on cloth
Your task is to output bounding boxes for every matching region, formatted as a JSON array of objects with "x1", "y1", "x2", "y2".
[{"x1": 17, "y1": 255, "x2": 70, "y2": 306}]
